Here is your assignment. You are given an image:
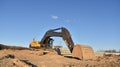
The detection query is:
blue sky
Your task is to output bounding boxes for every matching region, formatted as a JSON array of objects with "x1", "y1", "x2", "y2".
[{"x1": 0, "y1": 0, "x2": 120, "y2": 51}]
